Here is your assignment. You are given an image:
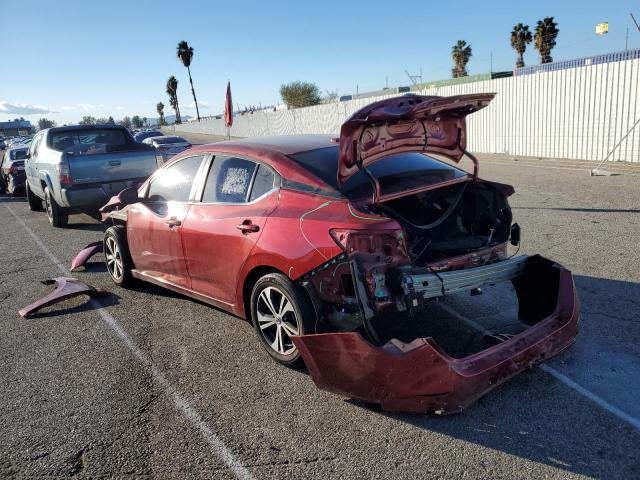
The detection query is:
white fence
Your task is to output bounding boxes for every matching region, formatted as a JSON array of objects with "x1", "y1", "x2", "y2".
[{"x1": 169, "y1": 56, "x2": 640, "y2": 162}]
